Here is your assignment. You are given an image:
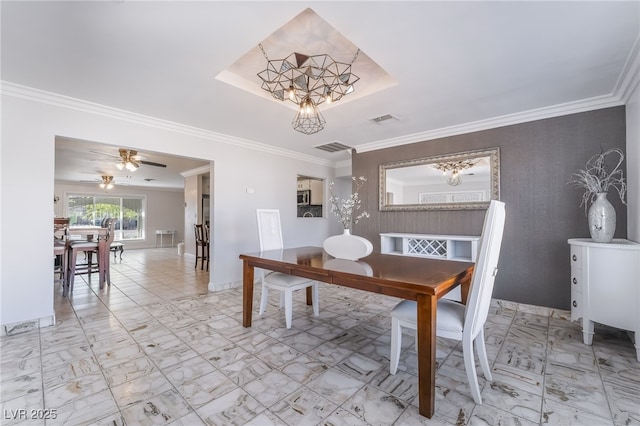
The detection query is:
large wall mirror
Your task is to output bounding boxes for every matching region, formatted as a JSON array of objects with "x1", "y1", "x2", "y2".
[{"x1": 379, "y1": 147, "x2": 500, "y2": 211}]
